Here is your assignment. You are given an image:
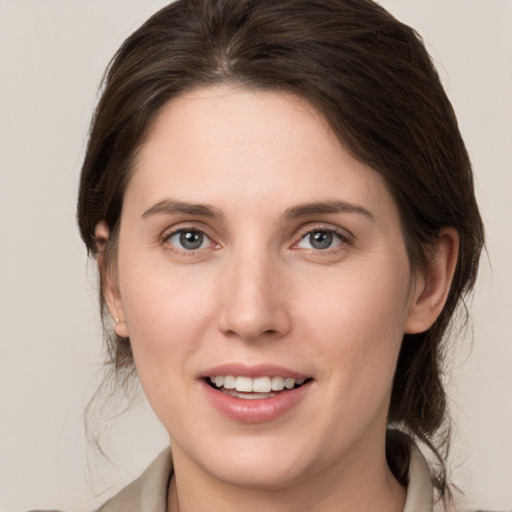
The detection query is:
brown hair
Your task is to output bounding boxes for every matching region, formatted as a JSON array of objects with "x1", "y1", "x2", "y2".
[{"x1": 77, "y1": 0, "x2": 484, "y2": 497}]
